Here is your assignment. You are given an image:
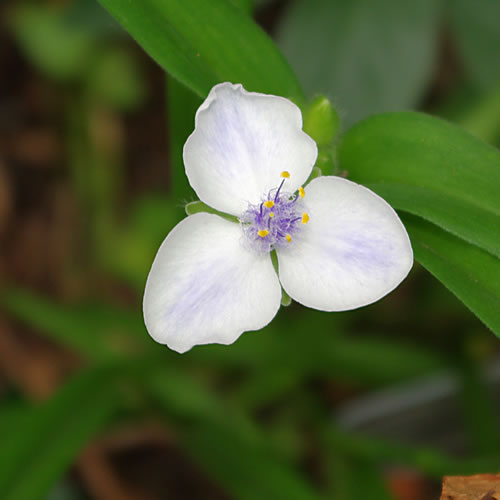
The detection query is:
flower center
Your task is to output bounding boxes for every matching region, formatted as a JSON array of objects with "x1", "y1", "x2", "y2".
[{"x1": 240, "y1": 171, "x2": 309, "y2": 253}]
